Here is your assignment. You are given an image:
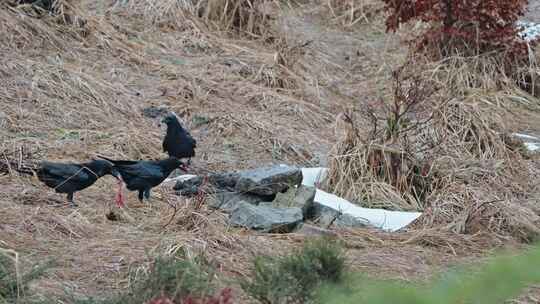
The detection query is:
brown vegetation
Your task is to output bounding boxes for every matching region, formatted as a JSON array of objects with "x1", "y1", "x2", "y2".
[
  {"x1": 2, "y1": 0, "x2": 540, "y2": 302},
  {"x1": 324, "y1": 0, "x2": 540, "y2": 244}
]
